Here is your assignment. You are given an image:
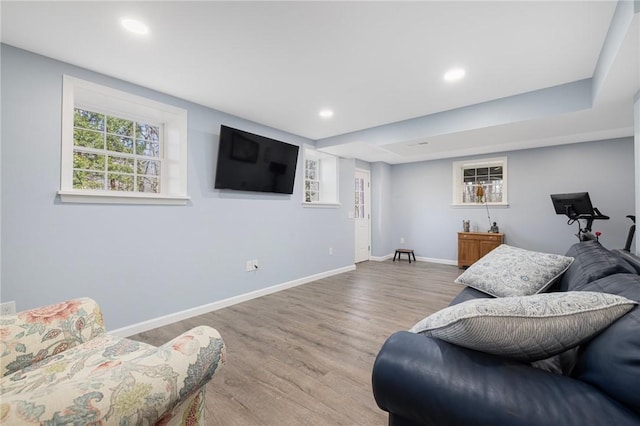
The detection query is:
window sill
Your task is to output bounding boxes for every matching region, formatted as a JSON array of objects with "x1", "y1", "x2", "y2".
[
  {"x1": 58, "y1": 190, "x2": 190, "y2": 205},
  {"x1": 451, "y1": 202, "x2": 509, "y2": 208},
  {"x1": 302, "y1": 202, "x2": 341, "y2": 208}
]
